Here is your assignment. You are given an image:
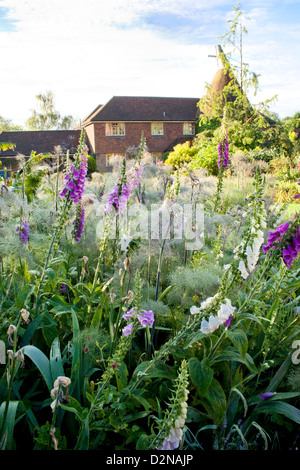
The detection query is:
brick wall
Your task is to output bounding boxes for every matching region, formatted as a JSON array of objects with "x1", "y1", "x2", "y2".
[{"x1": 84, "y1": 121, "x2": 193, "y2": 171}]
